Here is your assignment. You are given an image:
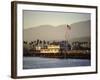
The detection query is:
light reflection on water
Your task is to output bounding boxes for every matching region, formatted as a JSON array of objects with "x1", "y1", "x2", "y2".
[{"x1": 23, "y1": 57, "x2": 90, "y2": 69}]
